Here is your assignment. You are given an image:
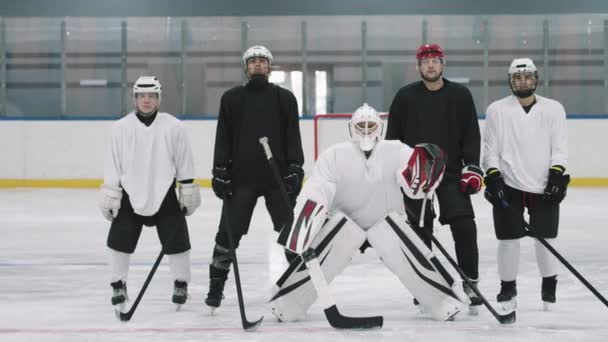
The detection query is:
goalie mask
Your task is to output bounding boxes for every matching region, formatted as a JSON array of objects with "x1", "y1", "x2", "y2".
[
  {"x1": 508, "y1": 58, "x2": 538, "y2": 98},
  {"x1": 349, "y1": 103, "x2": 383, "y2": 152}
]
